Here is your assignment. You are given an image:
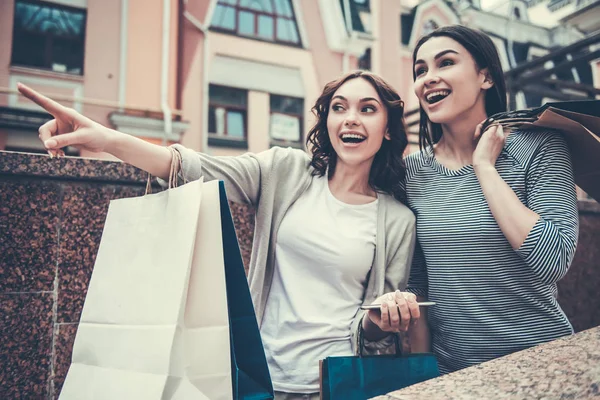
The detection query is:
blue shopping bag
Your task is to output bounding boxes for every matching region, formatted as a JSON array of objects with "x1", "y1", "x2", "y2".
[
  {"x1": 219, "y1": 181, "x2": 274, "y2": 399},
  {"x1": 320, "y1": 332, "x2": 439, "y2": 400}
]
